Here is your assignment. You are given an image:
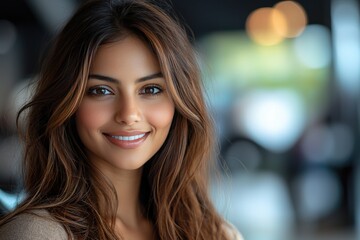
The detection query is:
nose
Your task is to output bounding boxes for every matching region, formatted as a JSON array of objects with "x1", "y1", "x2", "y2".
[{"x1": 115, "y1": 96, "x2": 141, "y2": 125}]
